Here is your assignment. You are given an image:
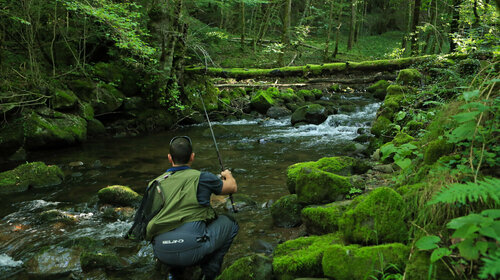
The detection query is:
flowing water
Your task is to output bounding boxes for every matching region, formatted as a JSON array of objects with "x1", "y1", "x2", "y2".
[{"x1": 0, "y1": 94, "x2": 380, "y2": 279}]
